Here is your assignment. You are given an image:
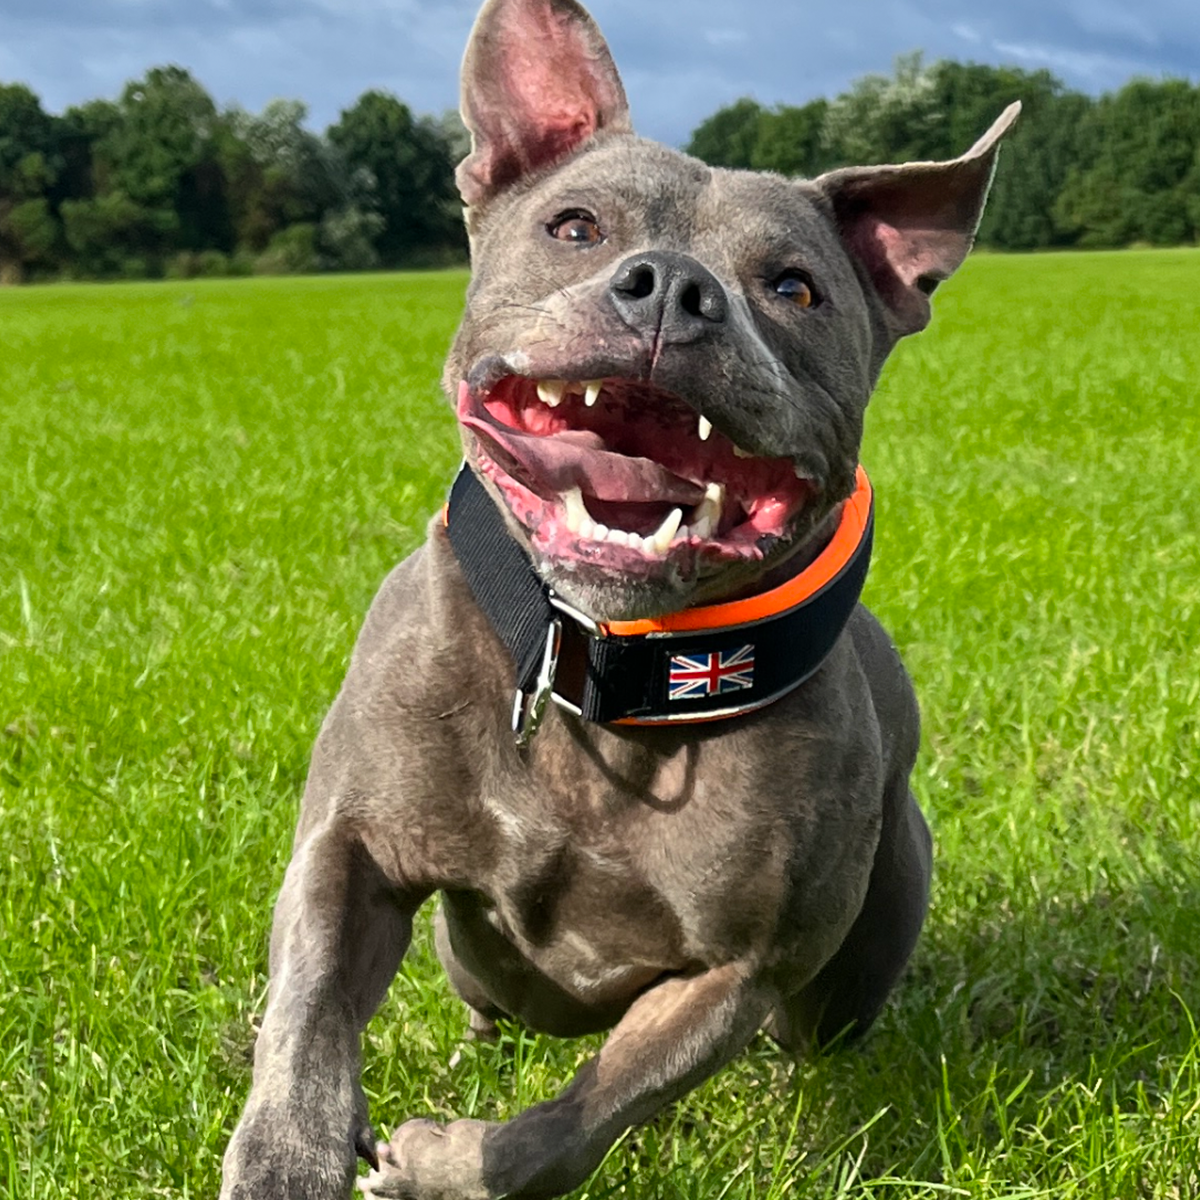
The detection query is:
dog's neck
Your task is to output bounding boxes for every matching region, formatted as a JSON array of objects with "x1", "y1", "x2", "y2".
[{"x1": 444, "y1": 466, "x2": 874, "y2": 744}]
